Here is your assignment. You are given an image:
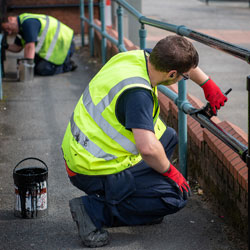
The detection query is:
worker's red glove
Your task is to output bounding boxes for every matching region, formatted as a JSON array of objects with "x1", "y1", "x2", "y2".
[
  {"x1": 162, "y1": 164, "x2": 191, "y2": 200},
  {"x1": 201, "y1": 78, "x2": 228, "y2": 114}
]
